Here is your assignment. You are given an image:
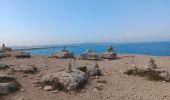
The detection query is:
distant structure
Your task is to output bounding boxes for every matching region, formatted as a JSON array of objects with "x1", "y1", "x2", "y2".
[{"x1": 0, "y1": 43, "x2": 12, "y2": 52}]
